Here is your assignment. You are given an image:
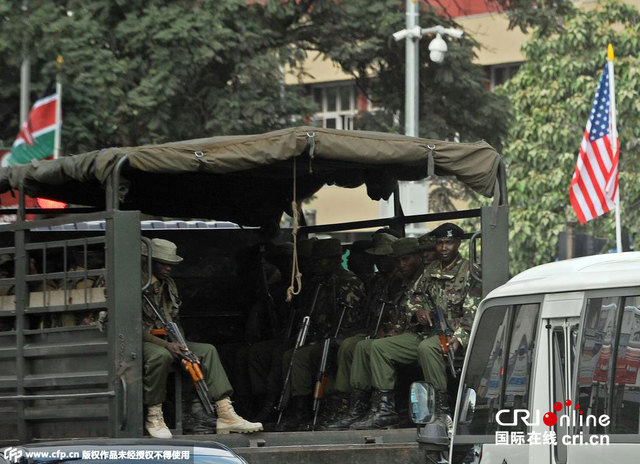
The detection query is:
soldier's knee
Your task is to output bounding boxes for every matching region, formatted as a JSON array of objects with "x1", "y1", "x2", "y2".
[
  {"x1": 370, "y1": 339, "x2": 387, "y2": 357},
  {"x1": 417, "y1": 338, "x2": 440, "y2": 360},
  {"x1": 150, "y1": 348, "x2": 173, "y2": 369}
]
